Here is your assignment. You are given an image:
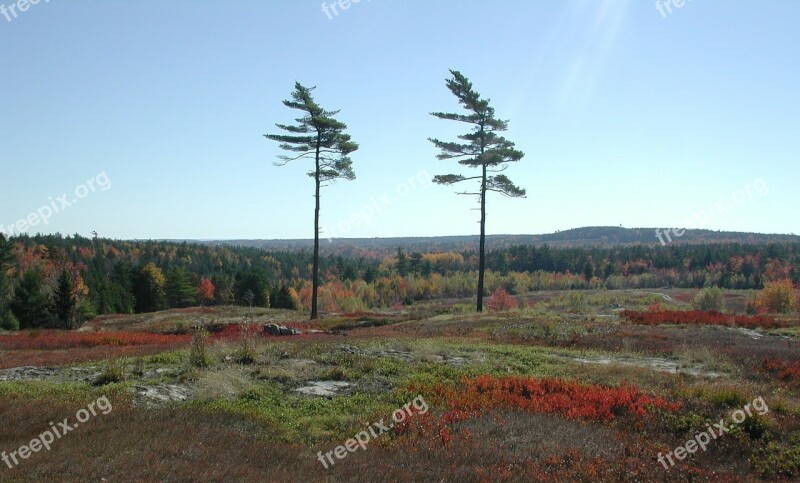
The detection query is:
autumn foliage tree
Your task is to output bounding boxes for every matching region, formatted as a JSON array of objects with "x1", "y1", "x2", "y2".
[
  {"x1": 430, "y1": 70, "x2": 526, "y2": 312},
  {"x1": 756, "y1": 279, "x2": 796, "y2": 314},
  {"x1": 196, "y1": 277, "x2": 215, "y2": 306},
  {"x1": 133, "y1": 263, "x2": 166, "y2": 313},
  {"x1": 265, "y1": 82, "x2": 358, "y2": 319}
]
